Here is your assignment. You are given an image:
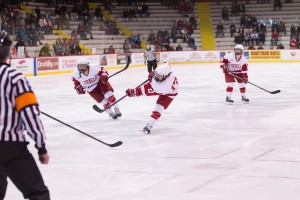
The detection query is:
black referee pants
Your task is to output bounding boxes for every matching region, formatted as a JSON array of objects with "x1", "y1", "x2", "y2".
[
  {"x1": 147, "y1": 60, "x2": 158, "y2": 73},
  {"x1": 0, "y1": 143, "x2": 50, "y2": 200}
]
